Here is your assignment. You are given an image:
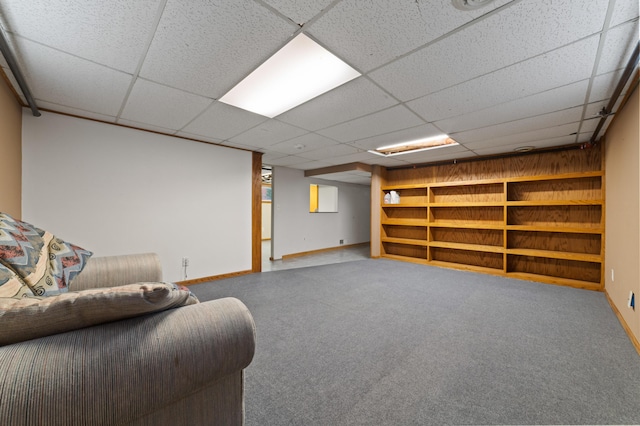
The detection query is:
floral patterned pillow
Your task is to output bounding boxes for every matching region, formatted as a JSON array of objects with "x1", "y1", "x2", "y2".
[{"x1": 0, "y1": 213, "x2": 93, "y2": 296}]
